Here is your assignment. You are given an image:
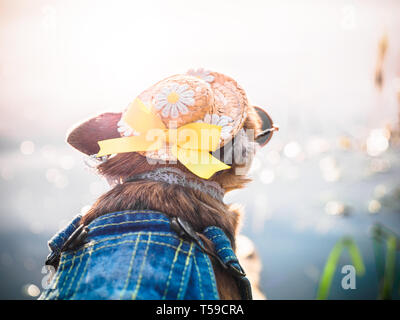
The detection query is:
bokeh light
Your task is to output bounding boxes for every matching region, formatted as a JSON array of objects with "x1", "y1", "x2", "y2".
[
  {"x1": 23, "y1": 284, "x2": 40, "y2": 298},
  {"x1": 20, "y1": 141, "x2": 35, "y2": 155},
  {"x1": 1, "y1": 0, "x2": 400, "y2": 300}
]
